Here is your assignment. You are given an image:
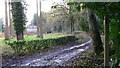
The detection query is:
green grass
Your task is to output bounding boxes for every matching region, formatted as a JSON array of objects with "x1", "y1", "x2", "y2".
[
  {"x1": 0, "y1": 34, "x2": 64, "y2": 44},
  {"x1": 0, "y1": 38, "x2": 6, "y2": 46},
  {"x1": 44, "y1": 35, "x2": 64, "y2": 39}
]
